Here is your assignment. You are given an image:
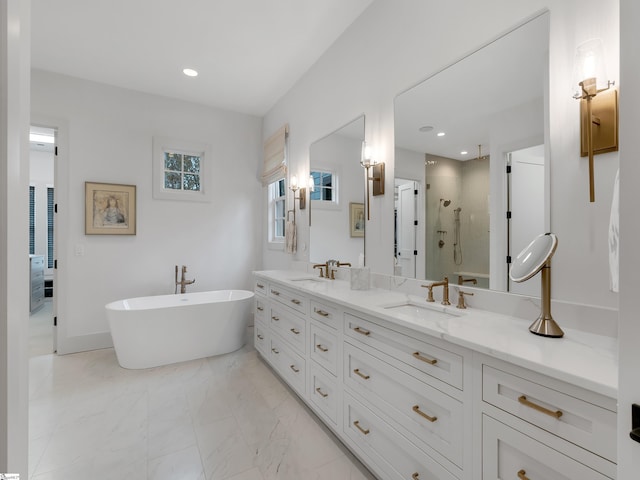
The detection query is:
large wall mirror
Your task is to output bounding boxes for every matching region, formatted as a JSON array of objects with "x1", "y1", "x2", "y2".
[
  {"x1": 309, "y1": 116, "x2": 365, "y2": 266},
  {"x1": 393, "y1": 12, "x2": 549, "y2": 294}
]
